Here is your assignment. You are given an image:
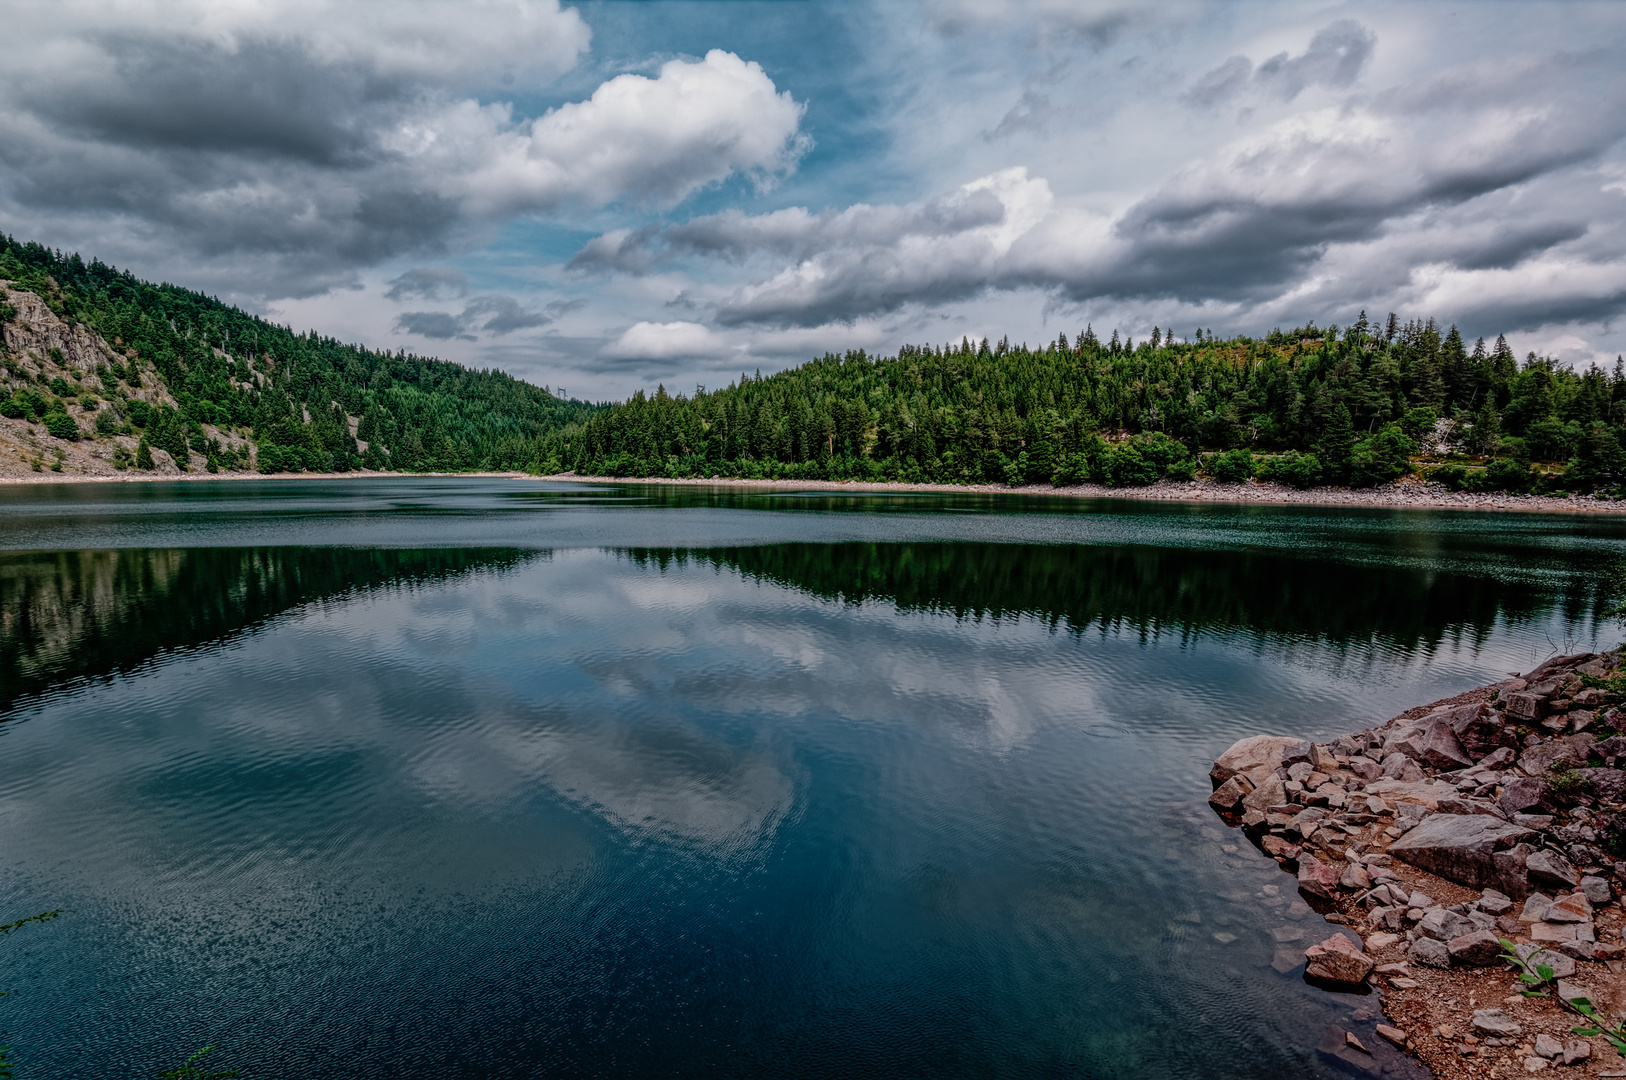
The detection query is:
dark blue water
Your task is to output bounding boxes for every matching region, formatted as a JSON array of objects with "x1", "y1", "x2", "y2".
[{"x1": 3, "y1": 478, "x2": 1625, "y2": 1078}]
